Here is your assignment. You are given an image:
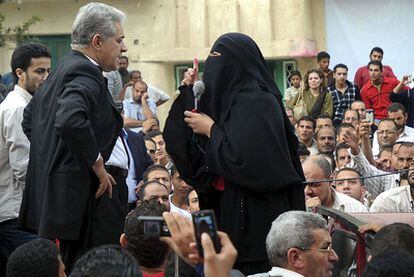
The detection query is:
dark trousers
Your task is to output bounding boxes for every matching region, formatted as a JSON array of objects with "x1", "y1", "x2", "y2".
[
  {"x1": 60, "y1": 174, "x2": 128, "y2": 274},
  {"x1": 0, "y1": 218, "x2": 38, "y2": 274}
]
